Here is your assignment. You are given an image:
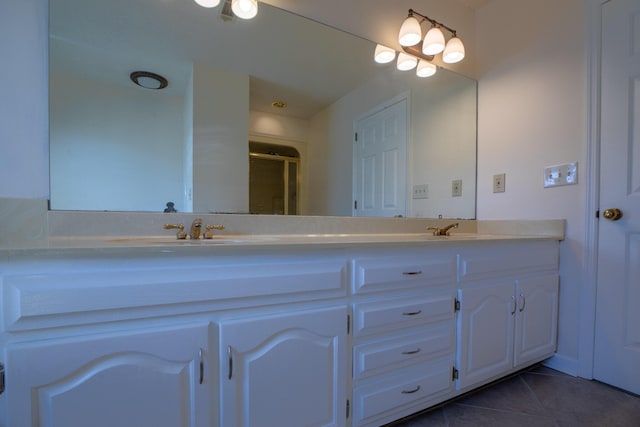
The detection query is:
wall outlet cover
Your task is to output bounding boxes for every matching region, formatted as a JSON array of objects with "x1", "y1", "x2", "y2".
[
  {"x1": 493, "y1": 173, "x2": 506, "y2": 193},
  {"x1": 452, "y1": 179, "x2": 462, "y2": 197},
  {"x1": 544, "y1": 162, "x2": 578, "y2": 188}
]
